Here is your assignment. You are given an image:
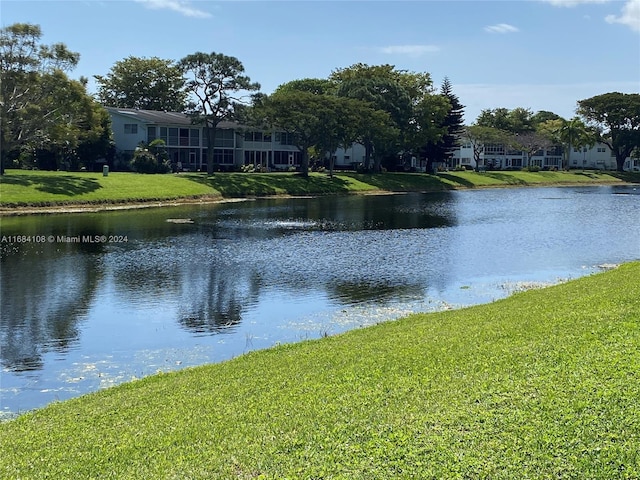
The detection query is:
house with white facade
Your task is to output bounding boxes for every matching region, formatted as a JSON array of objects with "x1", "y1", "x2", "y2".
[
  {"x1": 106, "y1": 107, "x2": 300, "y2": 171},
  {"x1": 451, "y1": 138, "x2": 638, "y2": 172},
  {"x1": 106, "y1": 107, "x2": 638, "y2": 173}
]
